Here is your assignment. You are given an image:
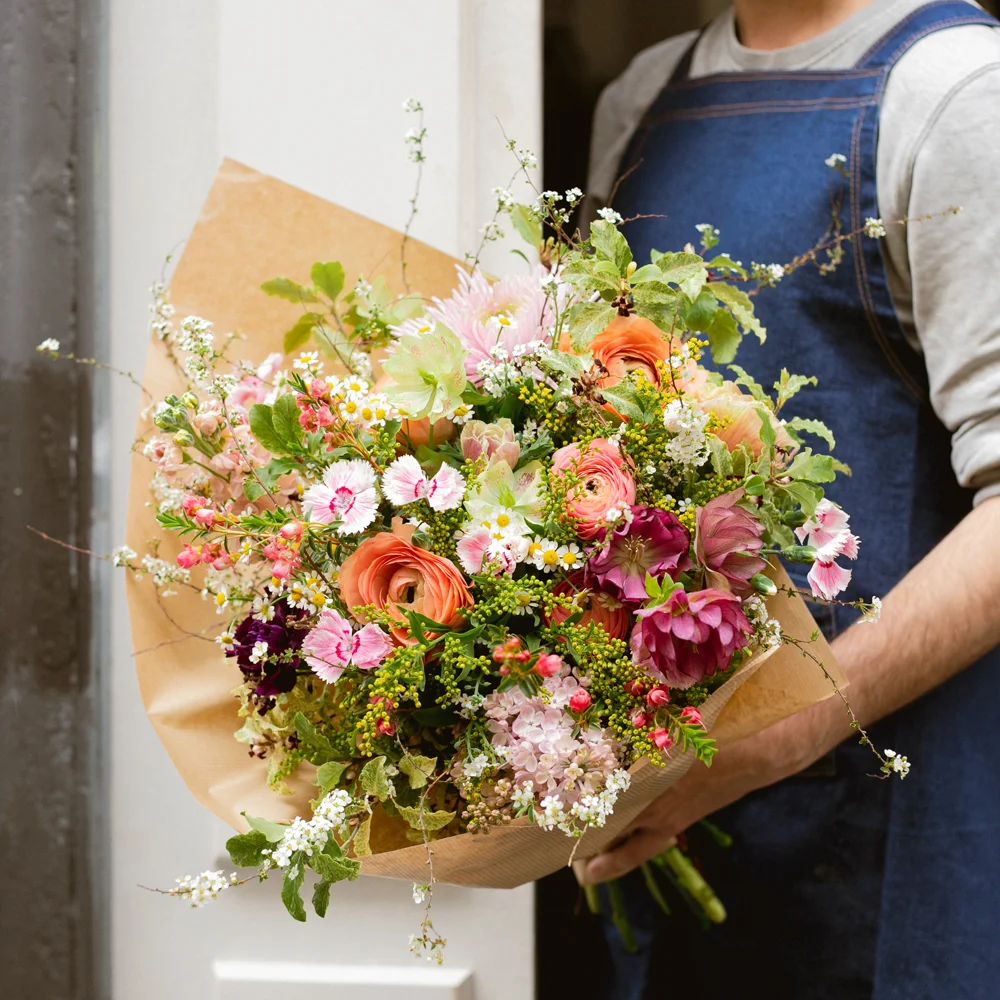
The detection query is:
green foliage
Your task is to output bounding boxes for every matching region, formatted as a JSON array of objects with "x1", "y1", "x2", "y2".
[
  {"x1": 397, "y1": 803, "x2": 457, "y2": 833},
  {"x1": 510, "y1": 204, "x2": 542, "y2": 247},
  {"x1": 226, "y1": 829, "x2": 270, "y2": 867},
  {"x1": 243, "y1": 812, "x2": 289, "y2": 843},
  {"x1": 786, "y1": 448, "x2": 836, "y2": 483},
  {"x1": 294, "y1": 712, "x2": 340, "y2": 766},
  {"x1": 359, "y1": 756, "x2": 393, "y2": 801},
  {"x1": 590, "y1": 219, "x2": 632, "y2": 275},
  {"x1": 709, "y1": 282, "x2": 766, "y2": 343},
  {"x1": 281, "y1": 858, "x2": 307, "y2": 922},
  {"x1": 726, "y1": 364, "x2": 769, "y2": 403},
  {"x1": 311, "y1": 261, "x2": 345, "y2": 301},
  {"x1": 784, "y1": 417, "x2": 835, "y2": 450},
  {"x1": 312, "y1": 879, "x2": 332, "y2": 918},
  {"x1": 773, "y1": 369, "x2": 817, "y2": 410},
  {"x1": 569, "y1": 300, "x2": 616, "y2": 350},
  {"x1": 399, "y1": 753, "x2": 437, "y2": 790},
  {"x1": 704, "y1": 310, "x2": 740, "y2": 364},
  {"x1": 283, "y1": 312, "x2": 324, "y2": 353},
  {"x1": 261, "y1": 277, "x2": 319, "y2": 304},
  {"x1": 315, "y1": 760, "x2": 348, "y2": 797}
]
